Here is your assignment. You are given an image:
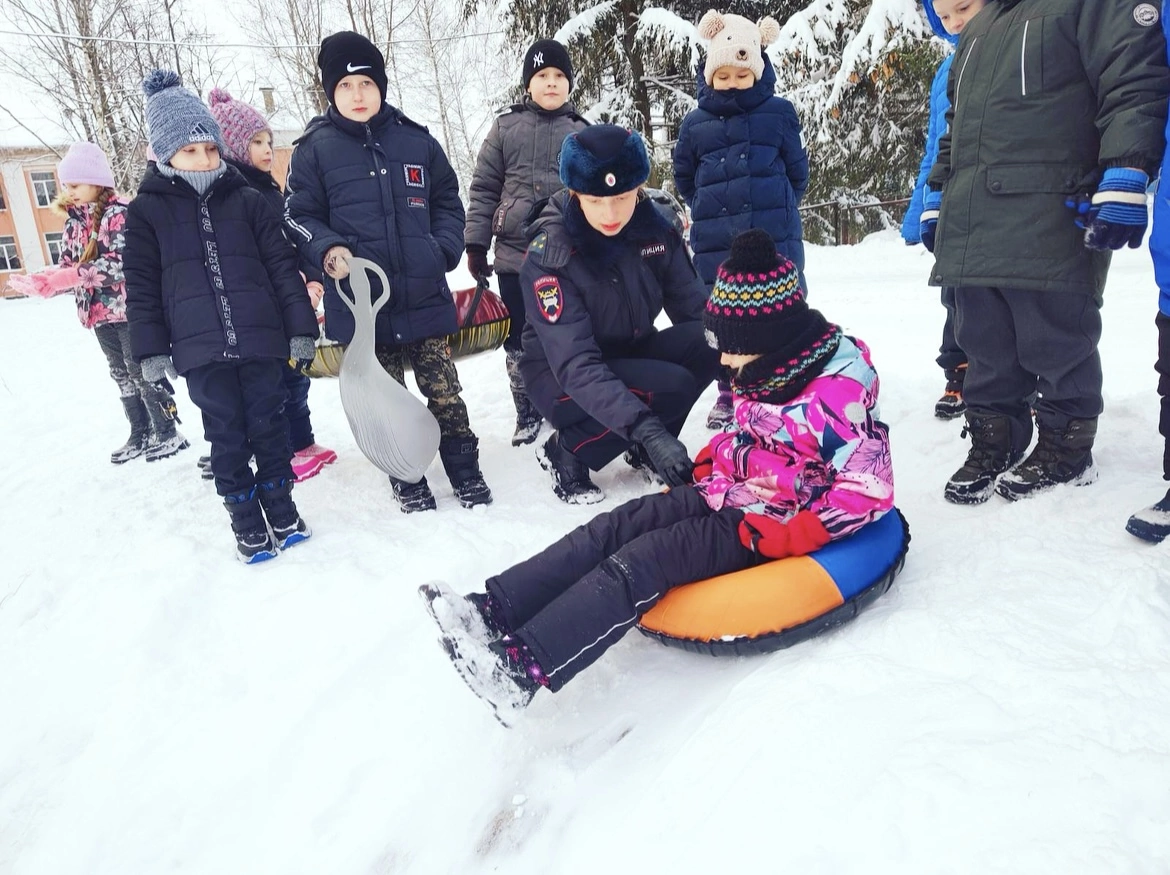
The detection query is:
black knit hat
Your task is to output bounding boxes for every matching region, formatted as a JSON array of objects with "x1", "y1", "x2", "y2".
[
  {"x1": 319, "y1": 31, "x2": 388, "y2": 106},
  {"x1": 559, "y1": 125, "x2": 650, "y2": 196},
  {"x1": 523, "y1": 39, "x2": 574, "y2": 92}
]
